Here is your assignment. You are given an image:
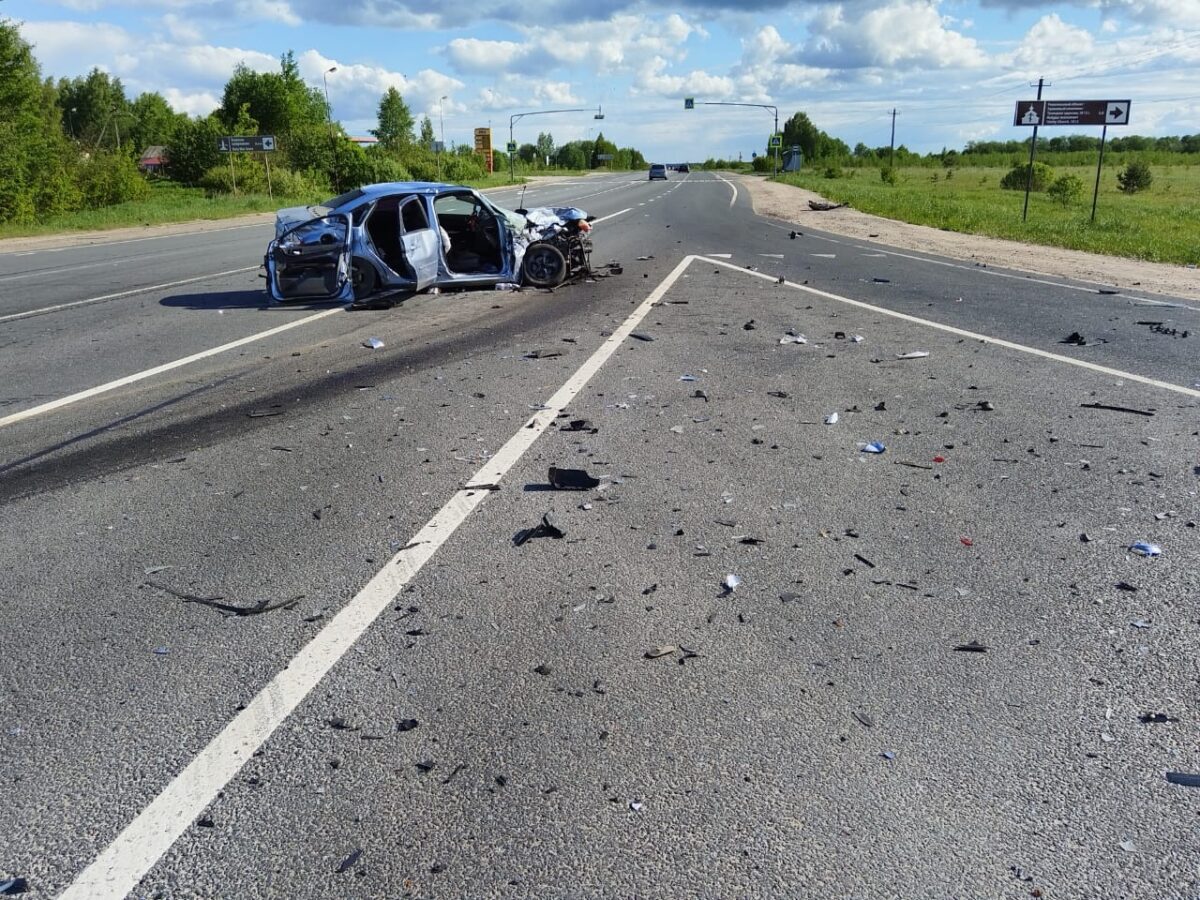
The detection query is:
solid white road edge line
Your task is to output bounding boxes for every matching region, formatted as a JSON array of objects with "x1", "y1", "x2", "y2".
[
  {"x1": 0, "y1": 304, "x2": 343, "y2": 429},
  {"x1": 592, "y1": 208, "x2": 632, "y2": 224},
  {"x1": 0, "y1": 266, "x2": 259, "y2": 325},
  {"x1": 57, "y1": 254, "x2": 698, "y2": 900},
  {"x1": 760, "y1": 219, "x2": 1170, "y2": 303},
  {"x1": 703, "y1": 256, "x2": 1200, "y2": 399}
]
